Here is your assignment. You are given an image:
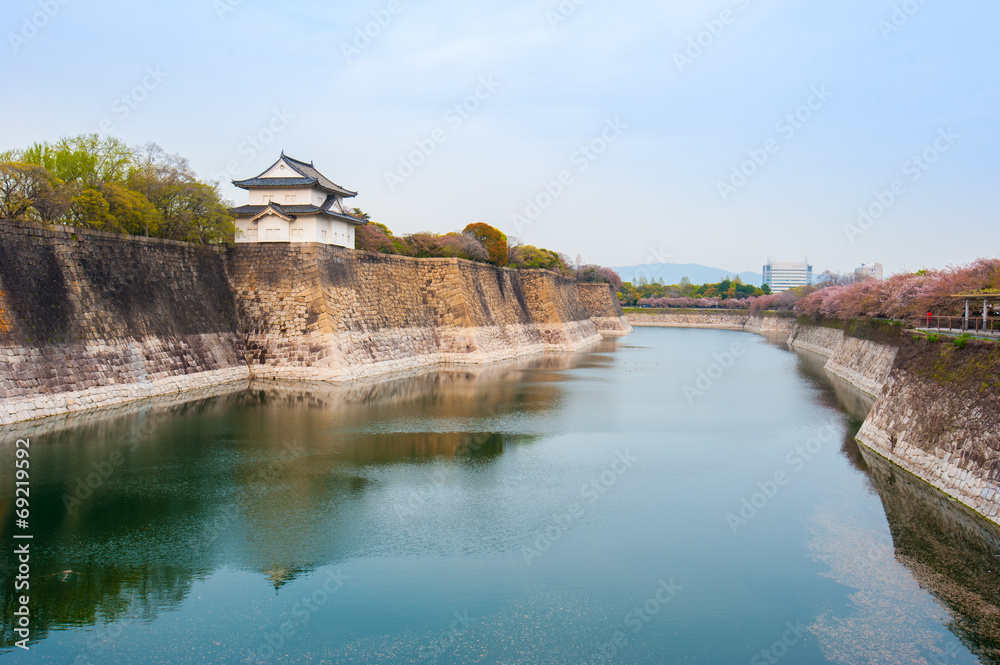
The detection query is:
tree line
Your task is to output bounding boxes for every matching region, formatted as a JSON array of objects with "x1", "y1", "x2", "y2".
[
  {"x1": 620, "y1": 276, "x2": 772, "y2": 308},
  {"x1": 1, "y1": 135, "x2": 624, "y2": 290},
  {"x1": 1, "y1": 134, "x2": 235, "y2": 244},
  {"x1": 355, "y1": 215, "x2": 623, "y2": 287}
]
